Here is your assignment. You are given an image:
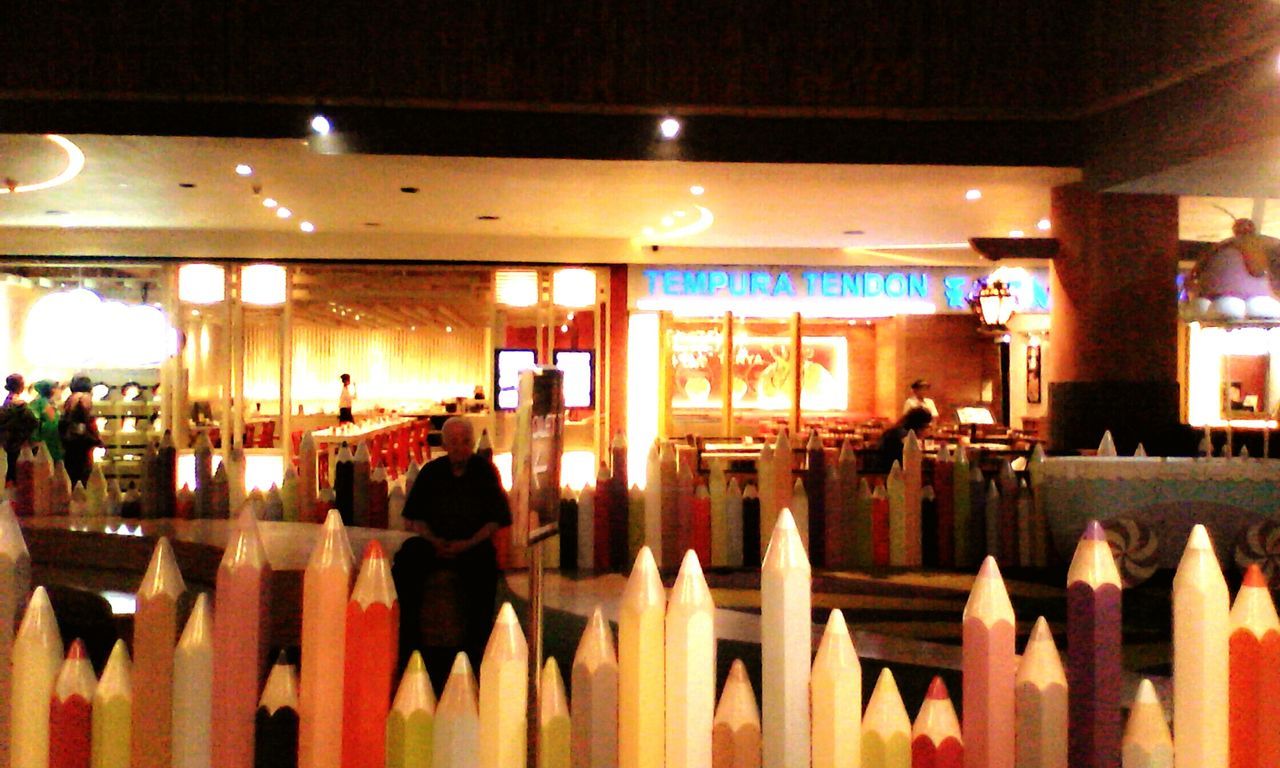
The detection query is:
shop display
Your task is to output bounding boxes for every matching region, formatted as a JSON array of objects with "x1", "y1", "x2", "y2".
[{"x1": 670, "y1": 331, "x2": 848, "y2": 412}]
